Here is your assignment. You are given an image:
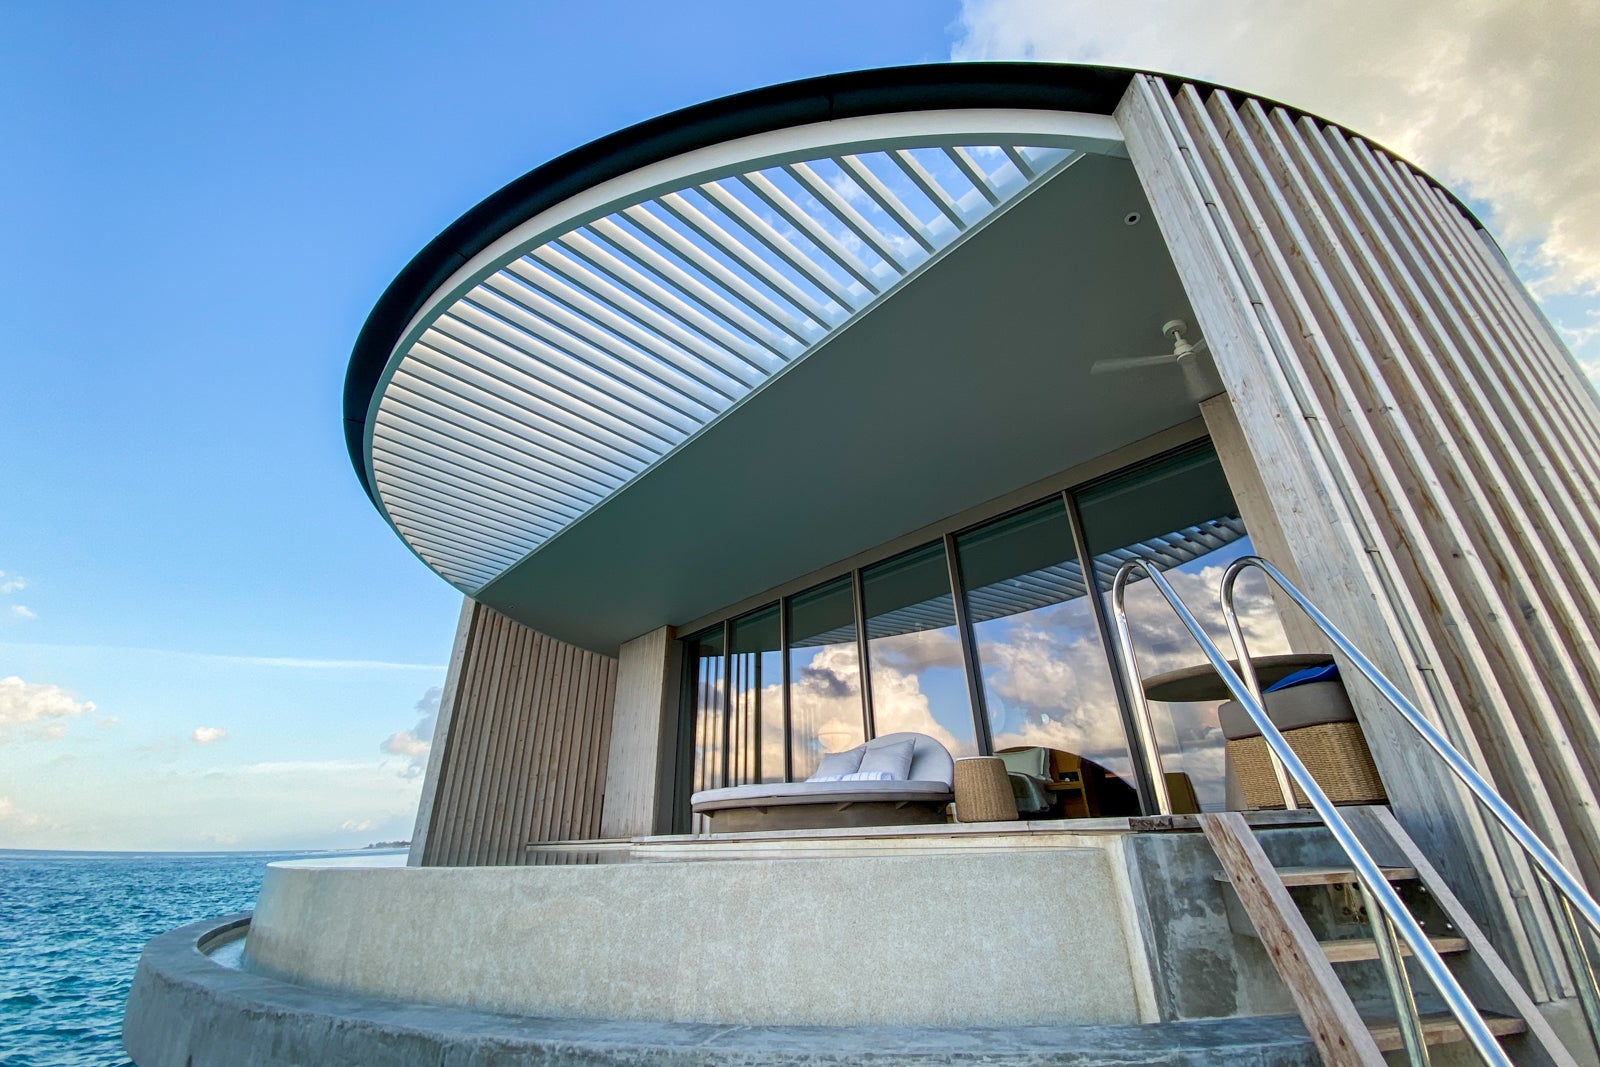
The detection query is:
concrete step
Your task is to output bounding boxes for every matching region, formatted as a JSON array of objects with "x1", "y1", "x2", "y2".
[
  {"x1": 1212, "y1": 865, "x2": 1417, "y2": 886},
  {"x1": 1321, "y1": 934, "x2": 1469, "y2": 964},
  {"x1": 1277, "y1": 865, "x2": 1416, "y2": 887},
  {"x1": 1365, "y1": 1009, "x2": 1526, "y2": 1052}
]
